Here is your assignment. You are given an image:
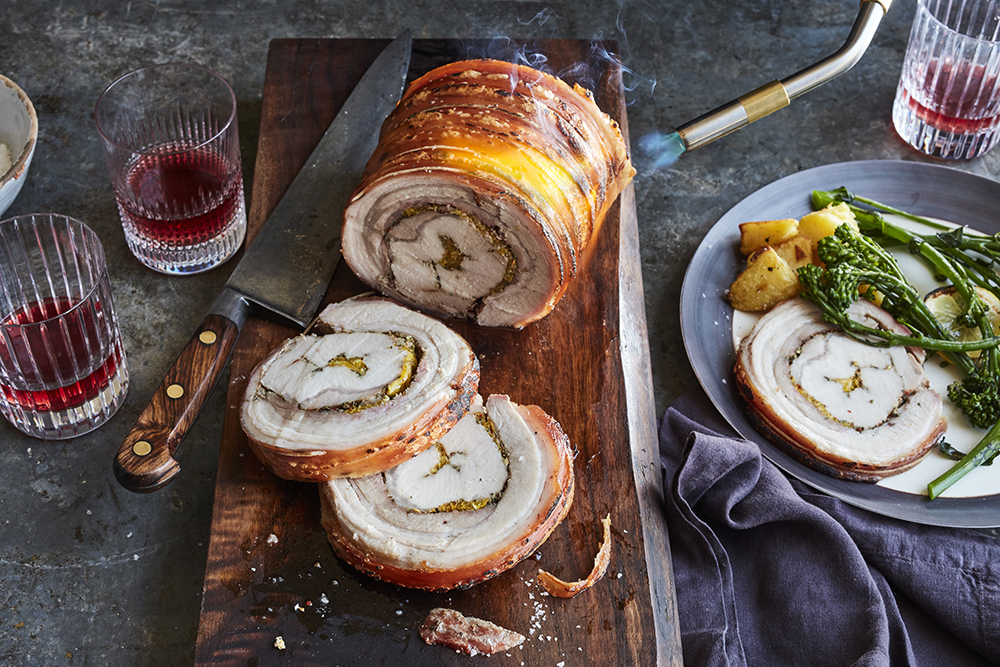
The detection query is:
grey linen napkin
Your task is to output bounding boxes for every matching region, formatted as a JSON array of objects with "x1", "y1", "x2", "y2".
[{"x1": 660, "y1": 386, "x2": 1000, "y2": 667}]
